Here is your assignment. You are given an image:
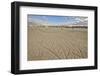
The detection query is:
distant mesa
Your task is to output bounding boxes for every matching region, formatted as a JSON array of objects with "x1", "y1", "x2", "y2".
[{"x1": 28, "y1": 21, "x2": 88, "y2": 28}]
